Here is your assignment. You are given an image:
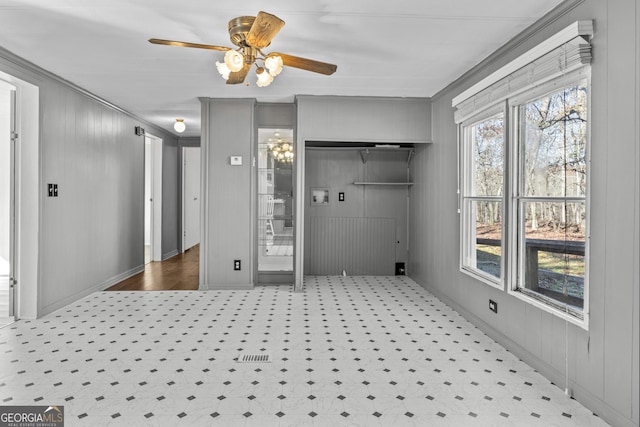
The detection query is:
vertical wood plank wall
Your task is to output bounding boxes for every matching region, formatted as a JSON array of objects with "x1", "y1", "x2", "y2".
[
  {"x1": 307, "y1": 216, "x2": 395, "y2": 275},
  {"x1": 200, "y1": 98, "x2": 255, "y2": 289},
  {"x1": 408, "y1": 1, "x2": 640, "y2": 426}
]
